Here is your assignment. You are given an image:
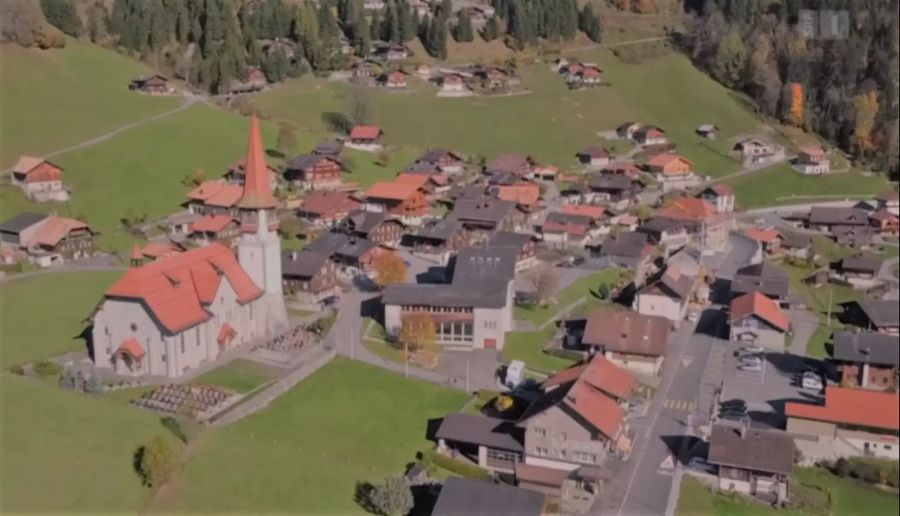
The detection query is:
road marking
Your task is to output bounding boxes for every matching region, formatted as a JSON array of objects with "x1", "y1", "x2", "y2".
[
  {"x1": 681, "y1": 356, "x2": 694, "y2": 367},
  {"x1": 663, "y1": 400, "x2": 696, "y2": 412},
  {"x1": 660, "y1": 454, "x2": 675, "y2": 470}
]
